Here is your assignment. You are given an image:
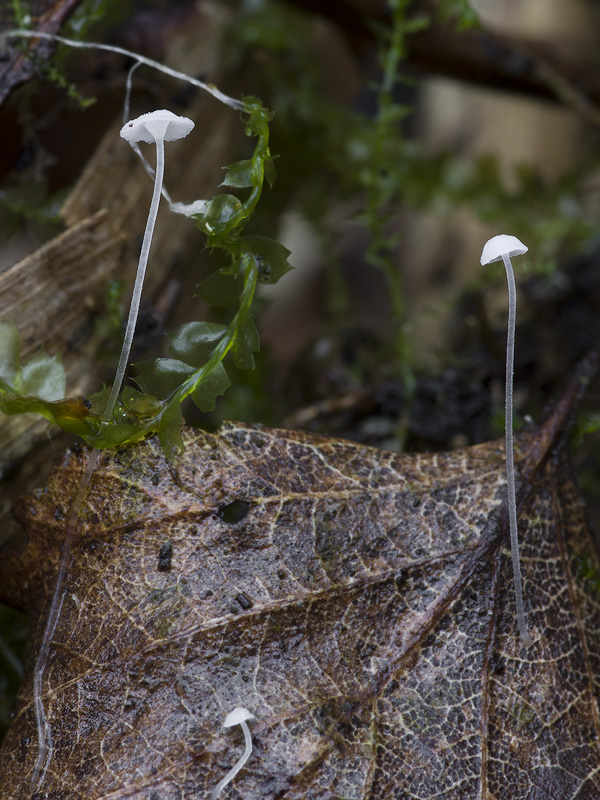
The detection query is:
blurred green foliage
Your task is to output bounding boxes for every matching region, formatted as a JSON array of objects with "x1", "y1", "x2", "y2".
[
  {"x1": 0, "y1": 96, "x2": 290, "y2": 460},
  {"x1": 223, "y1": 0, "x2": 599, "y2": 377}
]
